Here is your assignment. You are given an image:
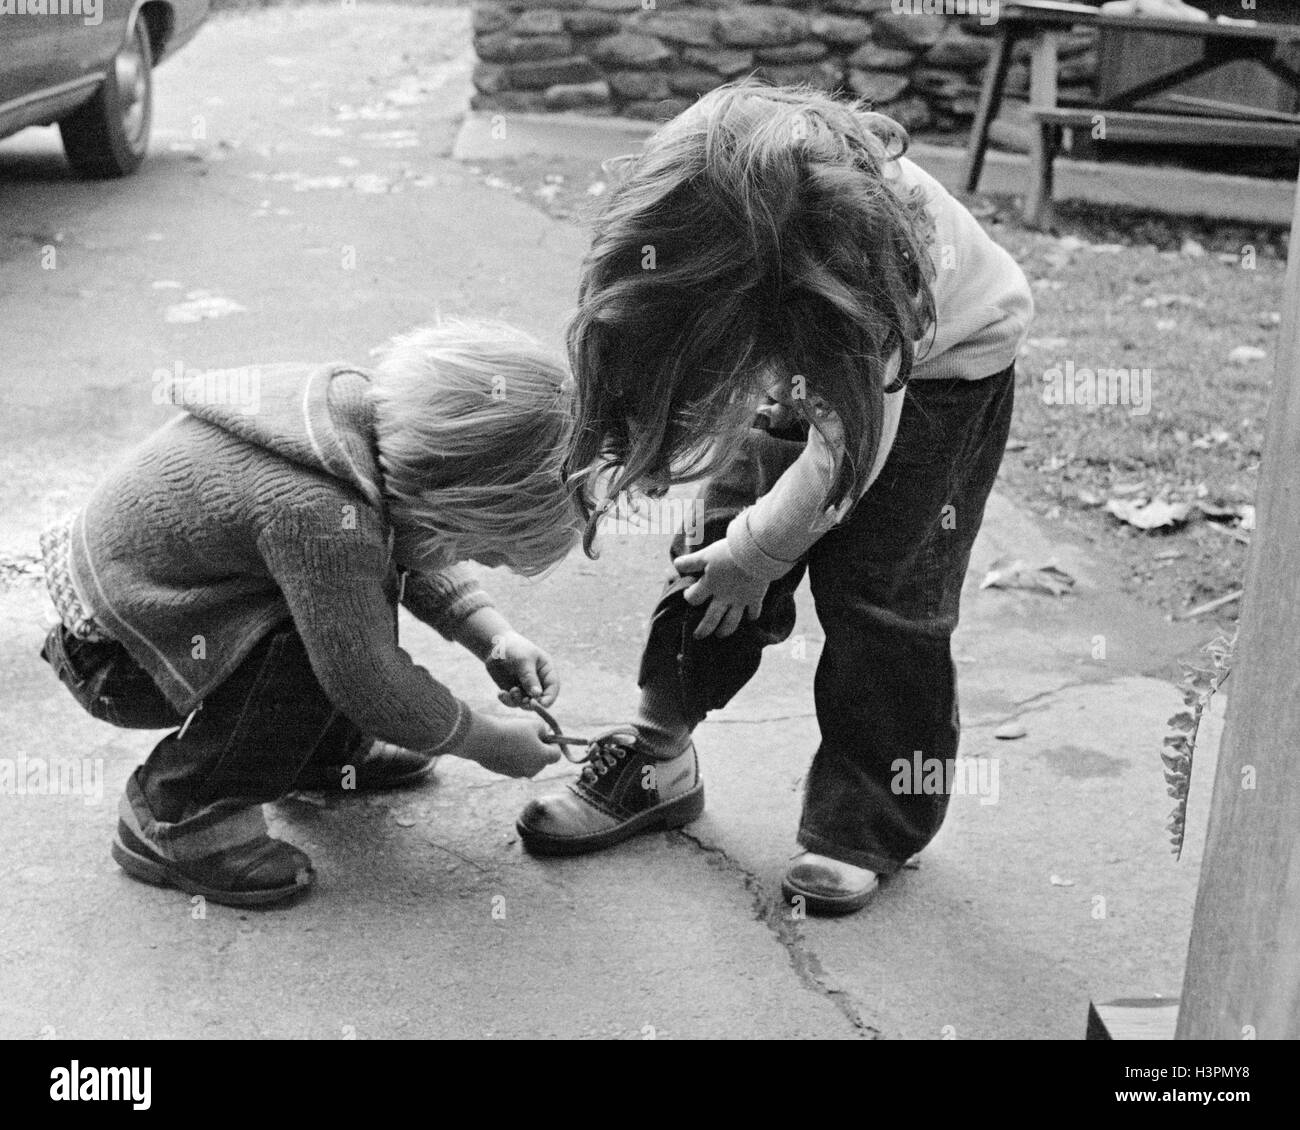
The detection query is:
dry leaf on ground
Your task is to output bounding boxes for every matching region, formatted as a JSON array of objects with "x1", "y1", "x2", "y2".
[
  {"x1": 1106, "y1": 498, "x2": 1192, "y2": 531},
  {"x1": 980, "y1": 557, "x2": 1077, "y2": 596}
]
